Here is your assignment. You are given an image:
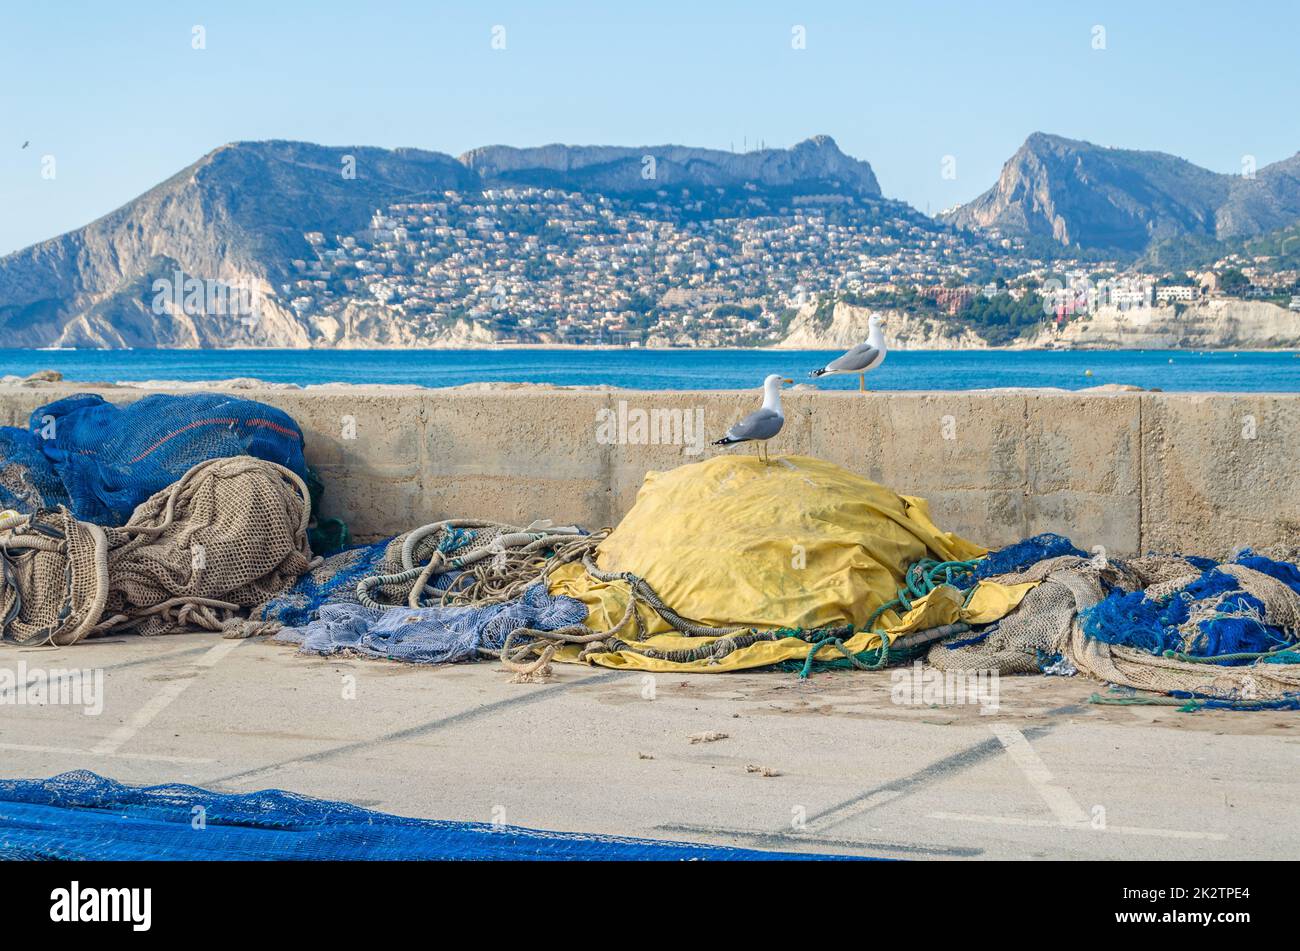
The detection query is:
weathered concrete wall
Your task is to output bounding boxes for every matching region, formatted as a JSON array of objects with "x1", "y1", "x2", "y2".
[{"x1": 1, "y1": 383, "x2": 1296, "y2": 556}]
